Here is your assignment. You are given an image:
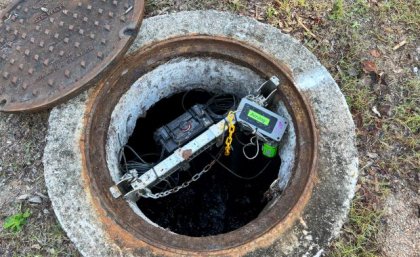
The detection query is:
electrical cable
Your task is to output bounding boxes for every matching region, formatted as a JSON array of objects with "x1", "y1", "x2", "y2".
[
  {"x1": 181, "y1": 88, "x2": 209, "y2": 111},
  {"x1": 243, "y1": 135, "x2": 260, "y2": 160},
  {"x1": 119, "y1": 145, "x2": 176, "y2": 191},
  {"x1": 206, "y1": 93, "x2": 237, "y2": 121},
  {"x1": 234, "y1": 132, "x2": 248, "y2": 146},
  {"x1": 119, "y1": 145, "x2": 163, "y2": 173}
]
